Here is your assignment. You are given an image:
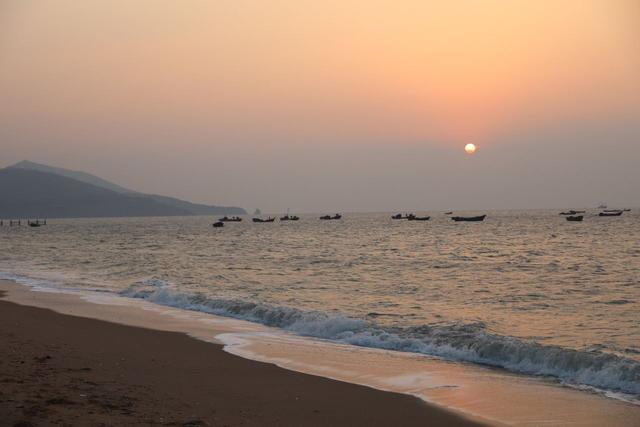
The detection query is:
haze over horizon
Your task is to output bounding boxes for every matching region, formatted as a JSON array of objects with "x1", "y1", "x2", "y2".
[{"x1": 1, "y1": 1, "x2": 639, "y2": 212}]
